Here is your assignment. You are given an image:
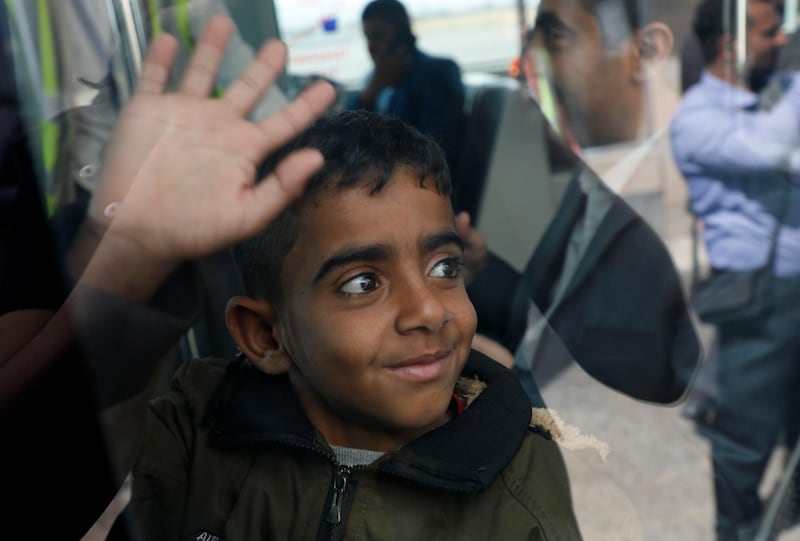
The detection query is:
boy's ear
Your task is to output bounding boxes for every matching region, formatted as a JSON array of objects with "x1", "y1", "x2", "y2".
[
  {"x1": 225, "y1": 296, "x2": 291, "y2": 375},
  {"x1": 632, "y1": 22, "x2": 674, "y2": 81}
]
